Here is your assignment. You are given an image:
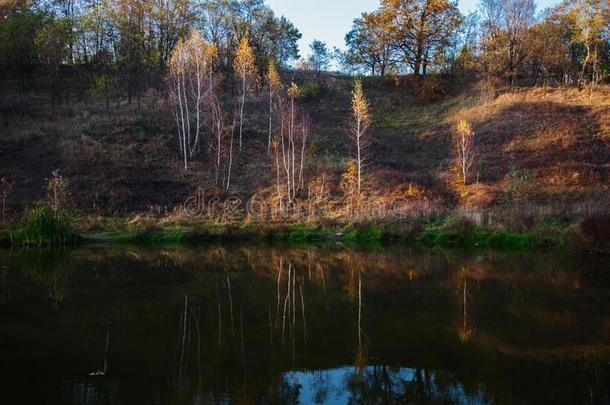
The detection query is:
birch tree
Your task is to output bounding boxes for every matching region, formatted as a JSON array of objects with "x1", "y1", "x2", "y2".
[
  {"x1": 452, "y1": 120, "x2": 477, "y2": 185},
  {"x1": 168, "y1": 30, "x2": 217, "y2": 170},
  {"x1": 234, "y1": 36, "x2": 257, "y2": 151},
  {"x1": 568, "y1": 0, "x2": 609, "y2": 86},
  {"x1": 266, "y1": 59, "x2": 282, "y2": 156},
  {"x1": 273, "y1": 82, "x2": 310, "y2": 206},
  {"x1": 349, "y1": 79, "x2": 371, "y2": 194}
]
